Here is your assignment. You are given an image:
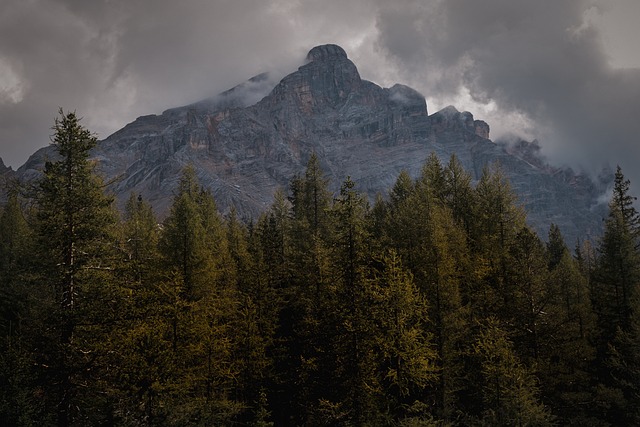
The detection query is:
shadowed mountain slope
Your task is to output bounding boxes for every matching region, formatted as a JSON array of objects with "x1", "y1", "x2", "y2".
[{"x1": 15, "y1": 44, "x2": 609, "y2": 245}]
